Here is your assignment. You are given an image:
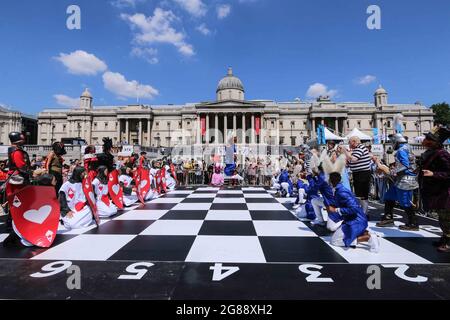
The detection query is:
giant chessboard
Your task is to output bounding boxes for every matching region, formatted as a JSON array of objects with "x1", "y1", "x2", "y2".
[{"x1": 0, "y1": 186, "x2": 449, "y2": 299}]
